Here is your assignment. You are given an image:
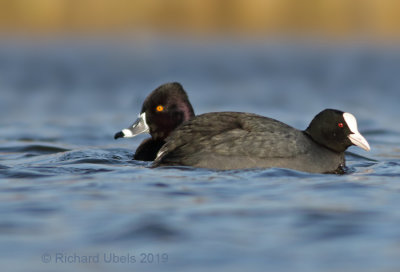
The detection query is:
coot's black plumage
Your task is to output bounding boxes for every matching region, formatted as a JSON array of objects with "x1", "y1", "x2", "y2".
[
  {"x1": 114, "y1": 82, "x2": 195, "y2": 161},
  {"x1": 153, "y1": 109, "x2": 370, "y2": 173}
]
